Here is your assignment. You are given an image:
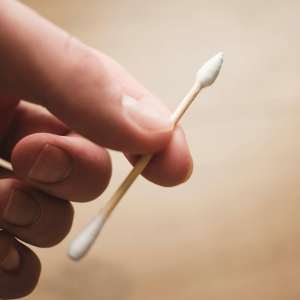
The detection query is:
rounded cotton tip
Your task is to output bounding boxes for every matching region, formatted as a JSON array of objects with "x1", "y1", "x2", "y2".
[
  {"x1": 68, "y1": 214, "x2": 105, "y2": 261},
  {"x1": 196, "y1": 52, "x2": 224, "y2": 88}
]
